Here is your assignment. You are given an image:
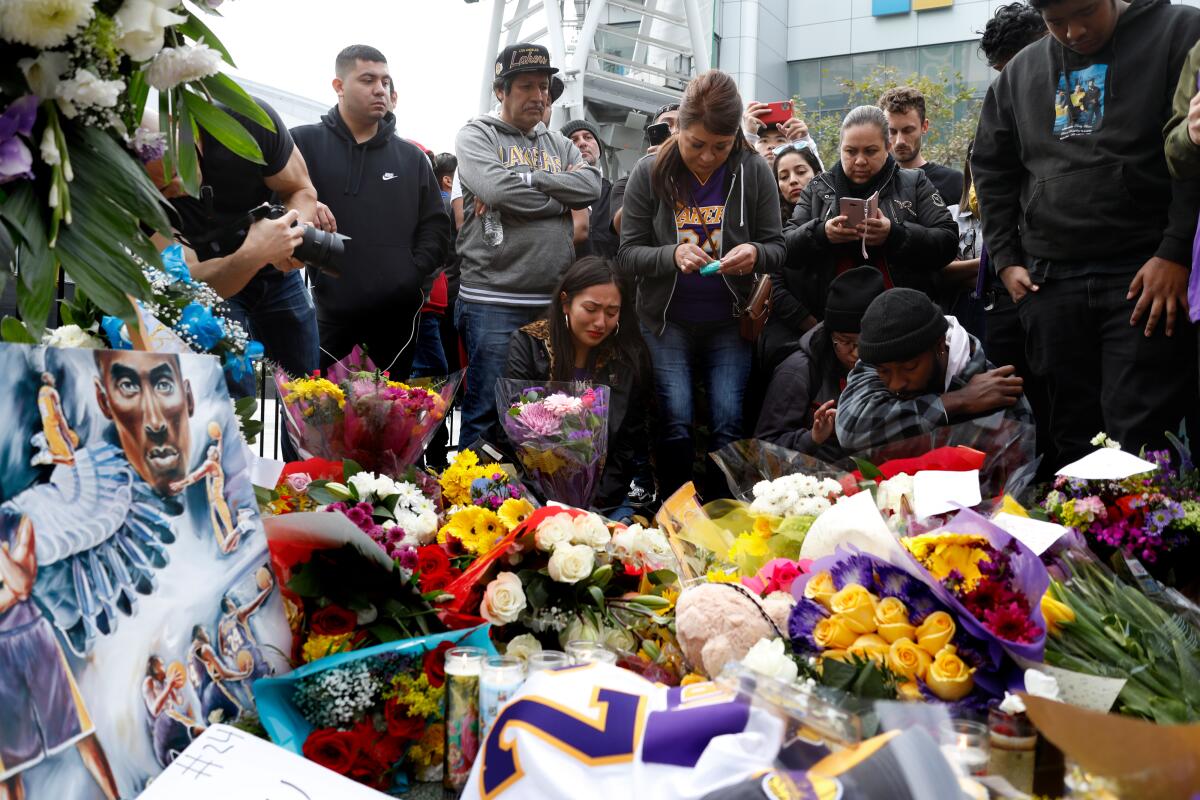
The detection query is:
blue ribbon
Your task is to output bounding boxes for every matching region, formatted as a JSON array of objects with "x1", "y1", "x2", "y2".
[
  {"x1": 223, "y1": 340, "x2": 264, "y2": 382},
  {"x1": 177, "y1": 302, "x2": 225, "y2": 350}
]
